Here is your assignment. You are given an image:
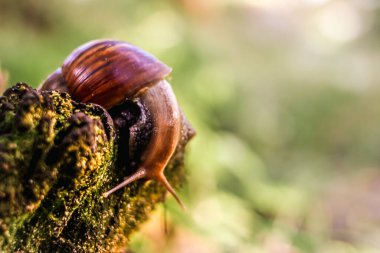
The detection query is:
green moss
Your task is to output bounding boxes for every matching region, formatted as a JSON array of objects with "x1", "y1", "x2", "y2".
[{"x1": 0, "y1": 83, "x2": 192, "y2": 252}]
